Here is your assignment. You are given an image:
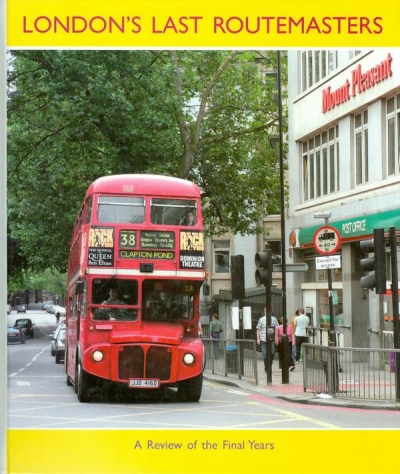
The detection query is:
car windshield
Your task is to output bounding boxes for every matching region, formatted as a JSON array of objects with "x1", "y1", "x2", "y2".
[{"x1": 16, "y1": 319, "x2": 29, "y2": 326}]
